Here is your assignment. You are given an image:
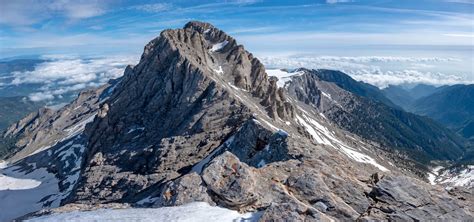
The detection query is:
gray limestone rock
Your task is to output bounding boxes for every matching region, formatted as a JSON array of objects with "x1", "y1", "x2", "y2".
[{"x1": 202, "y1": 151, "x2": 258, "y2": 208}]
